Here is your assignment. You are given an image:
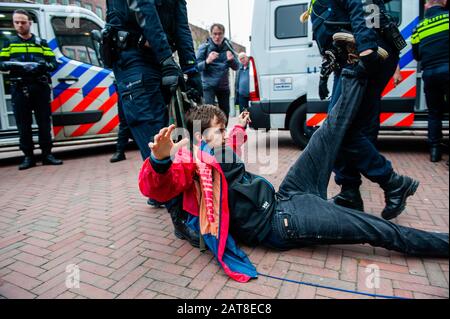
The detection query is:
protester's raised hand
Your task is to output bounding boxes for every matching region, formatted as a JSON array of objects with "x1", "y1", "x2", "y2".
[
  {"x1": 149, "y1": 125, "x2": 189, "y2": 160},
  {"x1": 238, "y1": 111, "x2": 251, "y2": 128}
]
